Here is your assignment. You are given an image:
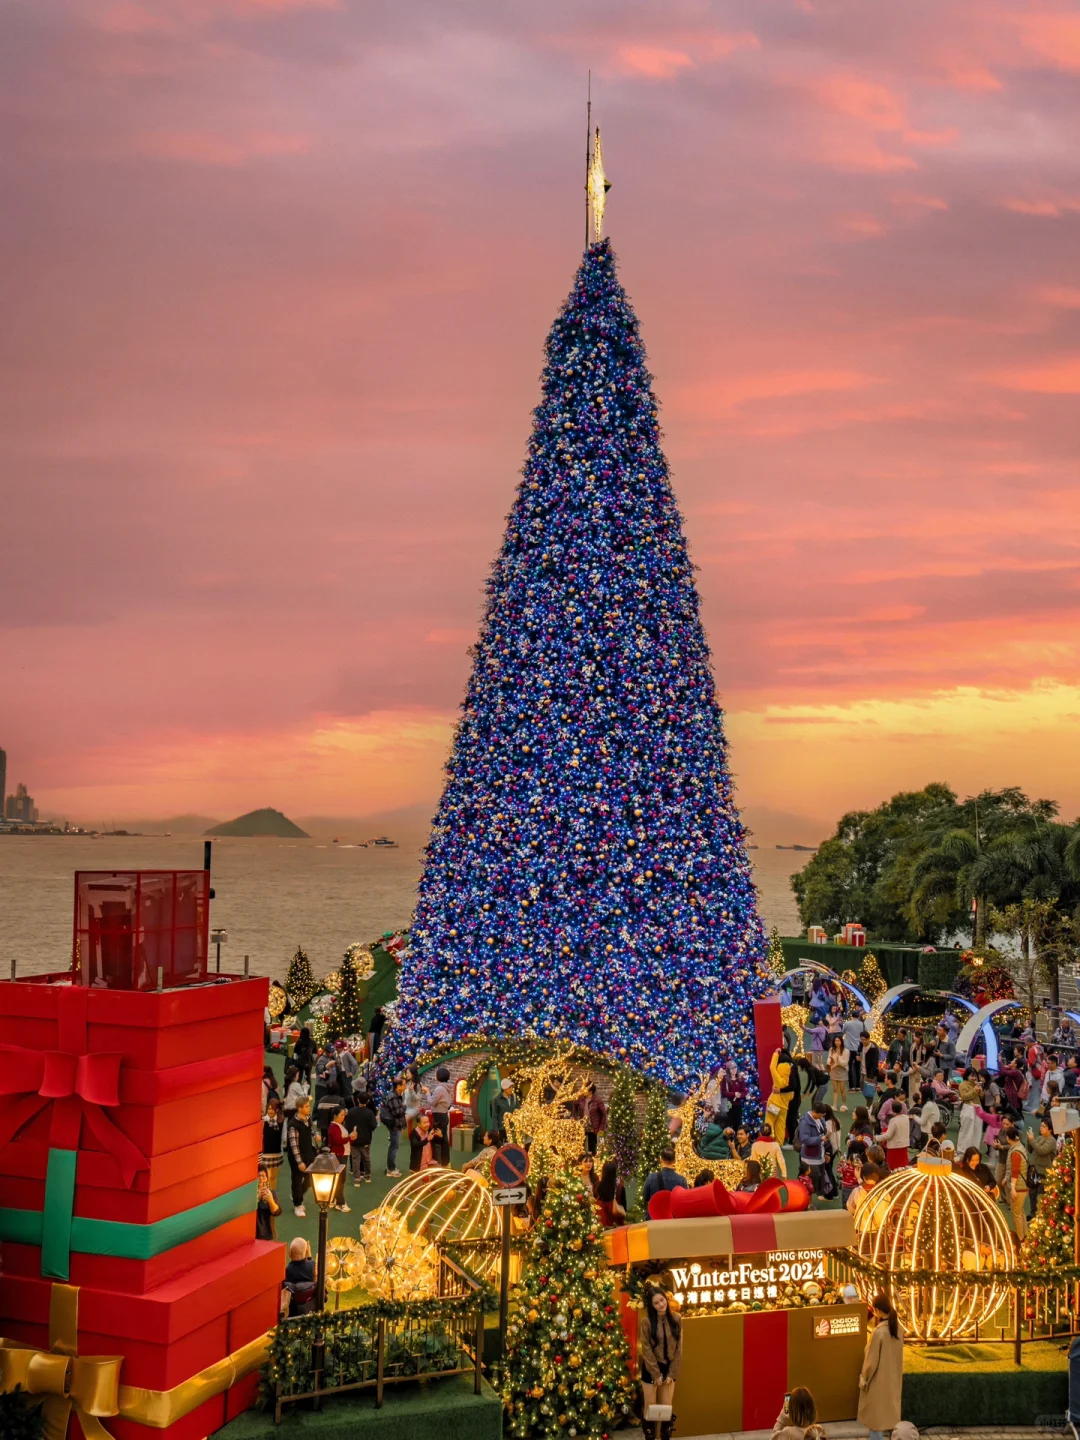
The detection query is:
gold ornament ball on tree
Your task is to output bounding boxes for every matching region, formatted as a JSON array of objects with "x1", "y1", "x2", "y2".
[
  {"x1": 359, "y1": 1169, "x2": 498, "y2": 1299},
  {"x1": 853, "y1": 1153, "x2": 1015, "y2": 1339}
]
